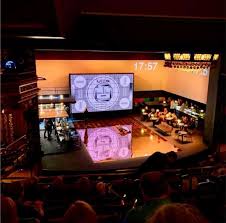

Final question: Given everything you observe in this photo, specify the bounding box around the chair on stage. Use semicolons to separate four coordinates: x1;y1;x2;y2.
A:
176;129;192;143
184;129;193;142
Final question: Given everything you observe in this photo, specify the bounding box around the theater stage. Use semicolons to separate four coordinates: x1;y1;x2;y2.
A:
41;115;208;174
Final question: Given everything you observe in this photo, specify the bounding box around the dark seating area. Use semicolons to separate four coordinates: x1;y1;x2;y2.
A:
1;164;226;223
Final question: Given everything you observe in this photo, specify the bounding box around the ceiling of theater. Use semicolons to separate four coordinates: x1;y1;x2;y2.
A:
2;0;226;51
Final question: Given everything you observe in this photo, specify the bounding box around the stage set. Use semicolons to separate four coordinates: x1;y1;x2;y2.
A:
38;71;209;173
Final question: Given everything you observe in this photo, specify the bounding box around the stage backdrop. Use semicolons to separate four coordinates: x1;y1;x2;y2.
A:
36;60;209;104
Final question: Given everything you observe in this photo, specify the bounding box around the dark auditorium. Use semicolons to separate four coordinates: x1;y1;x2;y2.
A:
1;0;226;223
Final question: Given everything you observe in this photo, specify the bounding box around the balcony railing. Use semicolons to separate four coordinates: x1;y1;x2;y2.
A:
39;87;69;95
1;135;27;168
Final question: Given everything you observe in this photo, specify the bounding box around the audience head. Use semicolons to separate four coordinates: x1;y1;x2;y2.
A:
77;177;92;195
64;200;97;223
146;152;168;170
96;181;107;196
52;176;64;186
140;171;168;200
147;203;208;223
23;176;41;201
1;195;19;223
2;181;24;201
166;151;177;164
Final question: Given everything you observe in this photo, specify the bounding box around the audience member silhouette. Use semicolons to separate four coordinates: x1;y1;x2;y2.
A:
1;195;19;223
147;203;209;223
64;200;97;223
138;151;178;173
124;171;170;223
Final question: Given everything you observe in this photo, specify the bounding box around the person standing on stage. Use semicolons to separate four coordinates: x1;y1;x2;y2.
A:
46;119;54;139
43;119;48;138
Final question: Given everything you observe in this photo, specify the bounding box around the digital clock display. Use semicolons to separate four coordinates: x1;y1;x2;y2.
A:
134;62;158;71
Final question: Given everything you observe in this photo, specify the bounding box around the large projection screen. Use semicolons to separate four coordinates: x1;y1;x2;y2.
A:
70;73;134;113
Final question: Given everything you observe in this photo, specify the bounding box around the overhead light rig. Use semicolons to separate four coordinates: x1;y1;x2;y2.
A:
164;53;219;69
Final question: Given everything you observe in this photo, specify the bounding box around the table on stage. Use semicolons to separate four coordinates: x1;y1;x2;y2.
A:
39;108;68;119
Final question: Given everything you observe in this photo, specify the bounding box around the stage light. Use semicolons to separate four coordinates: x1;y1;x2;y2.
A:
39;96;43;99
164;53;171;60
213;54;219;61
141;109;145;113
19;36;65;40
173;53;190;60
37;77;46;81
149;135;154;141
145;106;148;110
60;95;64;99
194;54;202;61
50;95;53;100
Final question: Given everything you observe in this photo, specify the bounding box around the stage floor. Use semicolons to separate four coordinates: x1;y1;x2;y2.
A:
41;115;208;173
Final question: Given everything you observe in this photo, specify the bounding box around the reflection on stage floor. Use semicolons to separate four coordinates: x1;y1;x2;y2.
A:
77;125;177;163
41;116;207;173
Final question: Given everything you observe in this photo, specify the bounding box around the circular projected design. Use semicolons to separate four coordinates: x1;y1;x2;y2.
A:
120;75;131;87
120;75;130;87
73;76;87;88
86;76;119;111
74;100;87;112
119;98;130;109
118;147;129;158
87;128;120;161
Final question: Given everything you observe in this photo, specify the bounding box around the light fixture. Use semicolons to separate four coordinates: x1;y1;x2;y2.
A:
164;52;219;69
50;95;53;100
164;53;171;60
213;54;219;61
18;36;65;40
60;95;64;99
39;96;43;99
37;77;46;81
173;53;191;61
